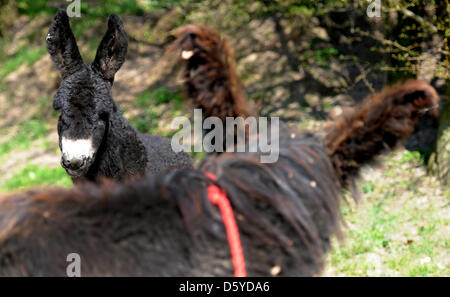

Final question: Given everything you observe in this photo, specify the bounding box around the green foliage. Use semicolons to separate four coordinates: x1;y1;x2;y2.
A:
1;164;72;190
13;0;193;18
227;0;349;19
15;0;146;17
80;0;145;18
312;47;340;67
314;48;339;60
16;0;54;17
371;0;448;80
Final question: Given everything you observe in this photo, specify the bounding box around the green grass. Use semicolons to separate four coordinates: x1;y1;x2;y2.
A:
328;201;447;276
322;102;335;110
0;45;46;79
361;181;375;193
400;150;424;164
0;117;50;155
1;164;72;191
130;87;185;136
326;151;449;276
136;86;184;106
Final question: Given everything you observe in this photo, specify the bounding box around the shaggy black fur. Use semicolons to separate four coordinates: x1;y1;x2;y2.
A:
47;10;192;182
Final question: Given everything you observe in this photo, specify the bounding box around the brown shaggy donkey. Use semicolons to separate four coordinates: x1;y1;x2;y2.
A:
169;25;256;151
0;25;439;276
169;25;254;121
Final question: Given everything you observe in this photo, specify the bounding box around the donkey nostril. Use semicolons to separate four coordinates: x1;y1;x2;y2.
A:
62;156;85;170
71;158;84;169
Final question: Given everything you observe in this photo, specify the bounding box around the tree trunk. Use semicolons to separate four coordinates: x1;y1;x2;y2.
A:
0;0;16;37
411;1;449;186
428;89;450;186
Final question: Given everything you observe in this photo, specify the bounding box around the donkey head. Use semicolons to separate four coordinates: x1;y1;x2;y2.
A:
169;25;222;80
47;9;127;178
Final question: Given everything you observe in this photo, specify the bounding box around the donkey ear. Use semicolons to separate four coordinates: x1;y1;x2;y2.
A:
92;14;128;83
46;9;84;79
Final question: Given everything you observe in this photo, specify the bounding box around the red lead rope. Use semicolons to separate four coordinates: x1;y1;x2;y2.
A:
205;172;247;277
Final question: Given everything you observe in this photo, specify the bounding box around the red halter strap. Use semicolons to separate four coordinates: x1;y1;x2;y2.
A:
205;172;247;277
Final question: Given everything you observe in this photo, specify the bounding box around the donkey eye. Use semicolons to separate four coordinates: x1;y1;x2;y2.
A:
99;112;109;121
60;117;68;127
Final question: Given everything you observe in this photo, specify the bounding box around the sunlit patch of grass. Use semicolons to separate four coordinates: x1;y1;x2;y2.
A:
1;164;72;191
400;150;424;164
326;151;449;276
361;181;375;193
408;264;433;277
322;102;334;110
